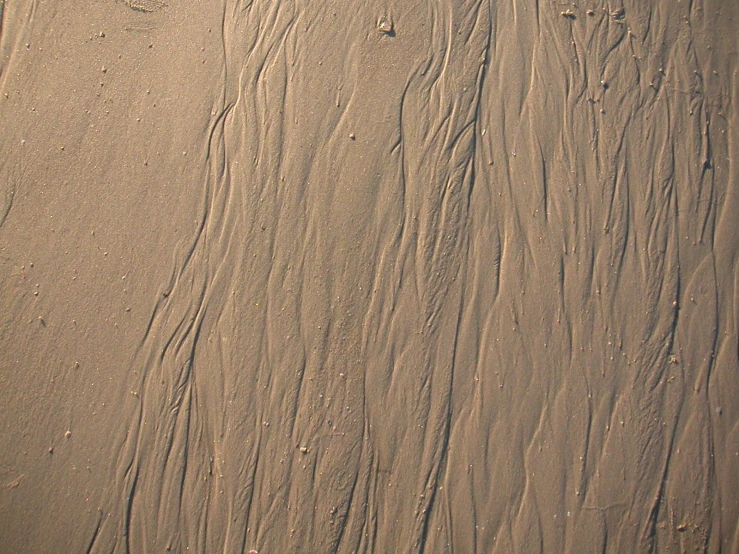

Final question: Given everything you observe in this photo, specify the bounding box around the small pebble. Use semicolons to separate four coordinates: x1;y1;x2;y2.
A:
378;16;393;34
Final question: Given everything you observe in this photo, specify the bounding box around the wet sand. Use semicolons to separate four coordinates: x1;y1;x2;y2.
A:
1;1;737;552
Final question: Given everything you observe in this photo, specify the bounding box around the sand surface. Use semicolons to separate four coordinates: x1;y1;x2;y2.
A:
1;1;737;552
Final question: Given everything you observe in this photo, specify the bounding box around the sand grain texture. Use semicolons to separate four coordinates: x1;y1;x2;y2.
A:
0;0;737;552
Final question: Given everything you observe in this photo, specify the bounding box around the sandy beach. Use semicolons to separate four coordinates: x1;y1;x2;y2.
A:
1;1;737;552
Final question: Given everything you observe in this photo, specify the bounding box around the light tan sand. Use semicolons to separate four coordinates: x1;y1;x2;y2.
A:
1;1;737;552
